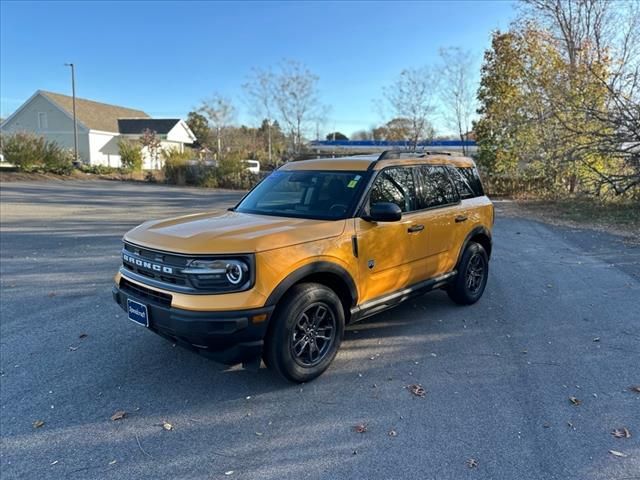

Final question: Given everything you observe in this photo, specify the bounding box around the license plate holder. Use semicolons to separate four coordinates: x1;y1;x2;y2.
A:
127;298;149;327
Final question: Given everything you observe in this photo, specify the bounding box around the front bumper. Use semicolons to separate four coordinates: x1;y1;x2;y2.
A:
112;280;274;365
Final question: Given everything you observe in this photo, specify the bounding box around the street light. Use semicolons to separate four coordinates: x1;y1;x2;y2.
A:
64;63;78;164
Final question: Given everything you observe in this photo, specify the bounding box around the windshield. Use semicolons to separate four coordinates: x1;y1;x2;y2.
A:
235;170;366;220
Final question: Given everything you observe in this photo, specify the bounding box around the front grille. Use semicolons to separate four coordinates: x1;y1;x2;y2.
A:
123;243;188;286
120;278;172;307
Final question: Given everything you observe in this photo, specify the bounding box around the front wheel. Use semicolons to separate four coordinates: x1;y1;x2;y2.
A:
447;242;489;305
264;283;344;382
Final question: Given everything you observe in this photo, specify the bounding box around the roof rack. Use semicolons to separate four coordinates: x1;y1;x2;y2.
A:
376;150;453;161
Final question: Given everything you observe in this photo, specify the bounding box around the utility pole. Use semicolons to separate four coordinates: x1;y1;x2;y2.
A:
64;63;79;164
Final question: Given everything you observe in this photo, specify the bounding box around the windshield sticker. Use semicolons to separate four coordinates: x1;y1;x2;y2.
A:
347;175;361;188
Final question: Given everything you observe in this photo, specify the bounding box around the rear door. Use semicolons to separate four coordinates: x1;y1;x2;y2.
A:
412;165;463;278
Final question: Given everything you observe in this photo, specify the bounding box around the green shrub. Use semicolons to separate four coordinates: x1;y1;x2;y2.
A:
78;164;121;175
162;148;192;185
118;139;143;171
161;153;259;190
1;132;73;175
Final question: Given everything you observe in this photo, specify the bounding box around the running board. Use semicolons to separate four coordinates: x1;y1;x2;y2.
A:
349;271;457;323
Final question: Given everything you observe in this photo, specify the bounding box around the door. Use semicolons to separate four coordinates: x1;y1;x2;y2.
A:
412;165;463;278
355;166;426;303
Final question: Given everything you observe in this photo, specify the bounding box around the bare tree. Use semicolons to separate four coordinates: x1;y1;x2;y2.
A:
439;47;476;155
381;67;439;150
272;60;322;155
243;68;275;163
522;0;640;195
198;94;235;159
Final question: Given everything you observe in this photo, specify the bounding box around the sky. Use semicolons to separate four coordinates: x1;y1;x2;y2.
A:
0;0;517;137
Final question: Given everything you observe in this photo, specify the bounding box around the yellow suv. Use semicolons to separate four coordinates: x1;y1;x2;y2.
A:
113;151;493;382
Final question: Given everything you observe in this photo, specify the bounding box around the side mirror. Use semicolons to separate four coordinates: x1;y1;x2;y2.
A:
364;202;402;222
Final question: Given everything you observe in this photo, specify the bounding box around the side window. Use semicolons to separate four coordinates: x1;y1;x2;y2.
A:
457;167;484;197
369;167;417;212
416;165;459;209
447;166;475;199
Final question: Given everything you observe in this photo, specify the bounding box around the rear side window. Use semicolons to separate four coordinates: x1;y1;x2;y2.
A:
456;166;484;197
416;165;459;209
369;167;417;212
447;166;475;199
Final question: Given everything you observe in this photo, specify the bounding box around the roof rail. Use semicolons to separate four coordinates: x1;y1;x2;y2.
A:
377;150;453;161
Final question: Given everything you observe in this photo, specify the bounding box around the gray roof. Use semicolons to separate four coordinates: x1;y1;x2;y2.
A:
117;118;181;135
40;90;149;132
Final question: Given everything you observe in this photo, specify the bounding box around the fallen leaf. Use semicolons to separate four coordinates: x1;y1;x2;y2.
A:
466;458;479;468
612;427;631;439
609;450;628;458
110;410;126;421
569;396;581;406
33;420;44;428
629;385;640;394
79;333;88;339
224;471;234;476
388;429;397;437
353;423;367;433
408;384;426;397
162;421;173;431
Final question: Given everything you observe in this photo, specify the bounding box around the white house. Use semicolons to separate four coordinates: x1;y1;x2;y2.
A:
0;90;196;168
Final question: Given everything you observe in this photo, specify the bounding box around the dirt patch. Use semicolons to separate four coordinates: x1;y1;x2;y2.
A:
495;198;640;244
0;170;159;184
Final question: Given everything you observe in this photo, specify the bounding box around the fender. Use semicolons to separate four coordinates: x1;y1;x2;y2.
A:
264;261;358;308
456;225;492;267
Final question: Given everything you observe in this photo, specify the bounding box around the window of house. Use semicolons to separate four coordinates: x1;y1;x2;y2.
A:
37;112;48;130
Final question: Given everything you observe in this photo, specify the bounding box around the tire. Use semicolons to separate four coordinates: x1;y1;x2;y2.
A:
447;242;489;305
264;283;345;383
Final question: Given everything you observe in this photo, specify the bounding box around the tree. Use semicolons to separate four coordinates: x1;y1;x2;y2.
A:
186;111;212;148
118;138;143;172
351;129;373;141
272;60;322;155
381;67;439;149
243;68;275;163
520;0;640;195
325;132;348;141
439;47;477;155
139;129;162;170
198;94;235;159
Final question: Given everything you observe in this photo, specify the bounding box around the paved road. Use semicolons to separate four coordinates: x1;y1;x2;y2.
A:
1;180;639;480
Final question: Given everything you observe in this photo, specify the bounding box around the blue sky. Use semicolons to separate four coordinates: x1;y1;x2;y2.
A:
1;0;516;136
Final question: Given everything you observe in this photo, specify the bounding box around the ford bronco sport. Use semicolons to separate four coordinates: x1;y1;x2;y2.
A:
113;151;493;382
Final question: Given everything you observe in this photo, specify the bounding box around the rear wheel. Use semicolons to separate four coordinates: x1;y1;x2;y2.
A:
447;242;489;305
264;283;344;382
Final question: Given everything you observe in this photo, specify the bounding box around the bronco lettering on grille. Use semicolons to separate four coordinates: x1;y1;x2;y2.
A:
123;253;173;274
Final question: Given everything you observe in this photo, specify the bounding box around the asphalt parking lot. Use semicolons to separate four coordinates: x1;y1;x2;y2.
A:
1;180;639;480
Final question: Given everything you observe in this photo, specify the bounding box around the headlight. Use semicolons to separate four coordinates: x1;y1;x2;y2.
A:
182;258;252;292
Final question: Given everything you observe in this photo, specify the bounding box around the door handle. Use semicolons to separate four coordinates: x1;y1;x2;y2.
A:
407;224;424;233
455;215;468;223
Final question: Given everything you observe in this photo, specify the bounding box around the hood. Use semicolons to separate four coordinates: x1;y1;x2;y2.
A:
124;210;346;254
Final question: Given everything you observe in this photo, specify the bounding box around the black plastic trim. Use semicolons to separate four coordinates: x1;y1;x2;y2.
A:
350;271;457;323
456;226;493;265
265;261;358;308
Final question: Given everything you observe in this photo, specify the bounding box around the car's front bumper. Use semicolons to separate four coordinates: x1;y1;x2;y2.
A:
112;280;274;365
